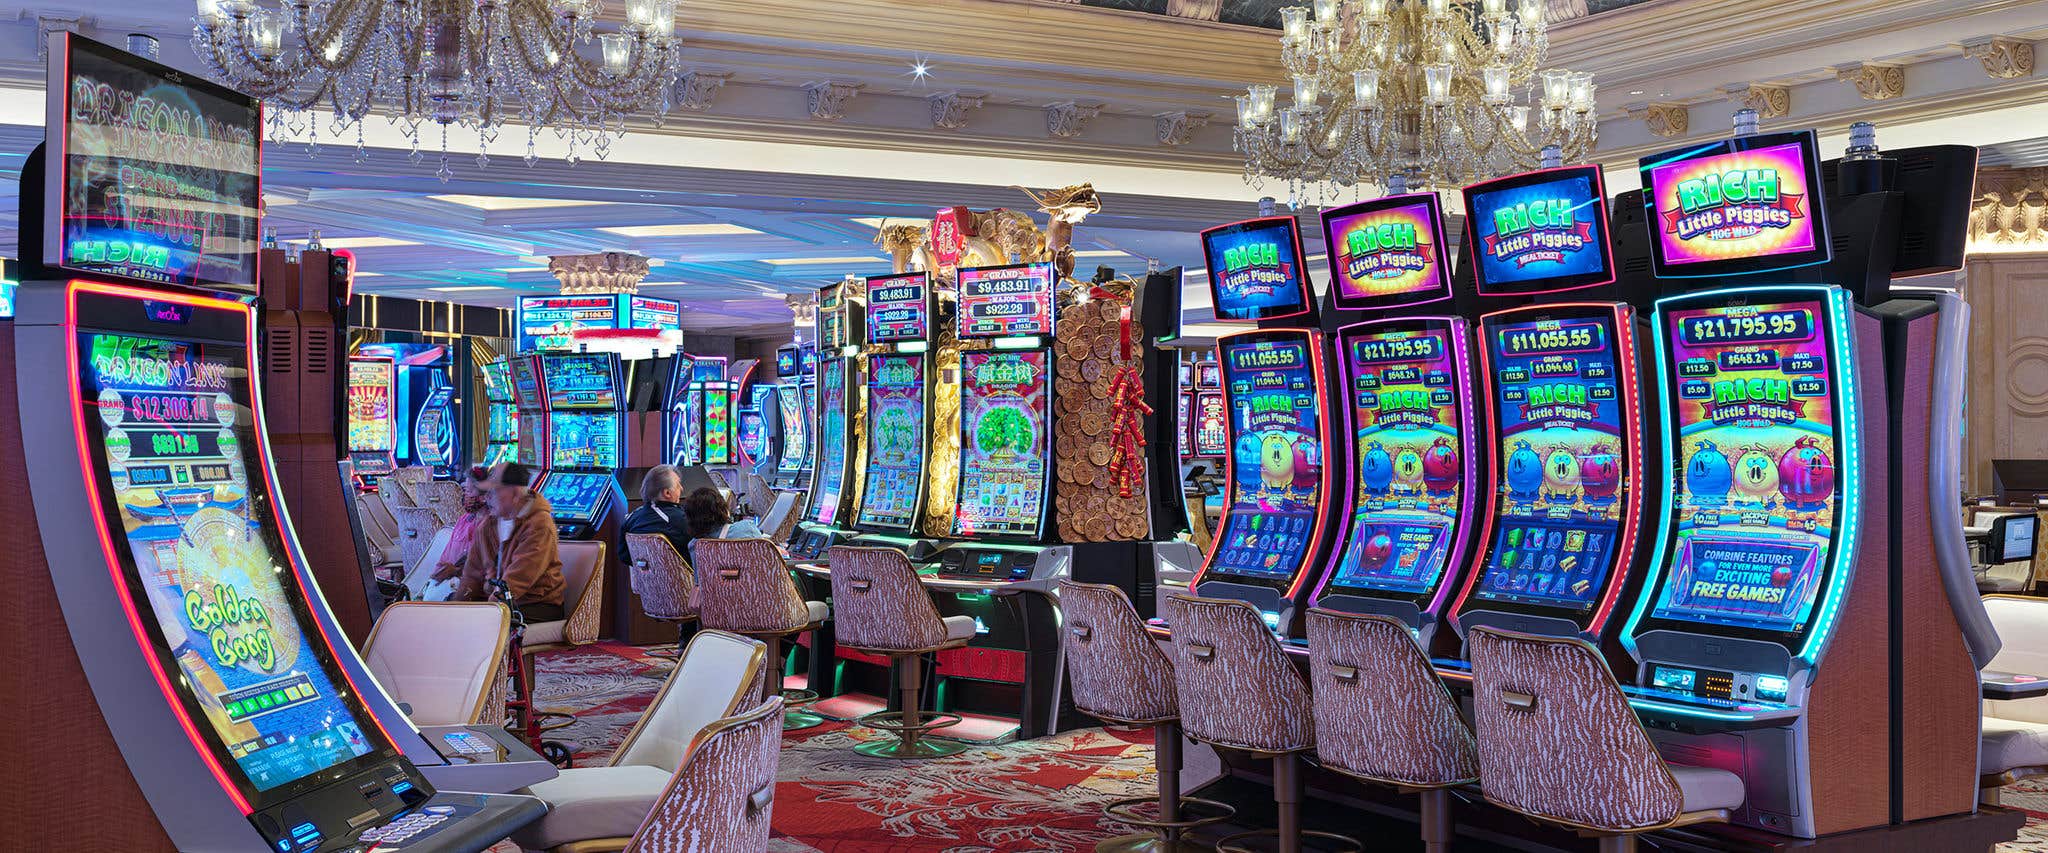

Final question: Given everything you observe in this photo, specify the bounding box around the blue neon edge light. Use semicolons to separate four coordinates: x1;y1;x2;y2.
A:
1619;284;1862;672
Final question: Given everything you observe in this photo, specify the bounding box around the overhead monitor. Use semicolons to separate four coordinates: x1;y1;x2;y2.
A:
1321;194;1453;311
1462;165;1617;295
952;349;1053;539
866;272;932;345
1639;130;1831;278
774;345;800;378
957;263;1056;339
1201;217;1313;322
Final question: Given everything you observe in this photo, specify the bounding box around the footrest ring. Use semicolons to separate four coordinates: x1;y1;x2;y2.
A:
779;688;821;708
1102;795;1235;831
856;710;963;735
1216;829;1361;853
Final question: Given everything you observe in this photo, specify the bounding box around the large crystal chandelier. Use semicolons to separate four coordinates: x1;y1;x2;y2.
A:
191;0;685;180
1234;0;1598;202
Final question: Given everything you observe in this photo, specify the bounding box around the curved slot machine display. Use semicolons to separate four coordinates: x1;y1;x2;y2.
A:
851;272;938;549
662;352;697;465
344;354;397;482
790;280;863;558
479;359;520;467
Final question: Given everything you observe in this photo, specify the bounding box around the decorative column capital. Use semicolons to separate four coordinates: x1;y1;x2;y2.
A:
928;91;986;130
803;81;863;121
1721;83;1790;118
1834;62;1905;100
548;252;652;295
1046;101;1104;139
1960;36;2036;80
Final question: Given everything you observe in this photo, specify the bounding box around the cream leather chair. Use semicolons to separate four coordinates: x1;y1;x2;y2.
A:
512;630;768;853
362;601;510;727
1981;595;2048;799
523;540;608;651
758;492;799;546
357;493;405;567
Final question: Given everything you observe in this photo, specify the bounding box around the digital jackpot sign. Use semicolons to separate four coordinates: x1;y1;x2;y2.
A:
1649;298;1844;635
1640;131;1830;277
957;263;1056;339
1473;313;1631;611
1201;217;1313;321
866;272;931;344
540;354;619;410
1330;322;1467;595
516;295;680;353
54;35;261;290
1209;333;1325;579
858;354;928;529
953;350;1052;538
1462;165;1616;295
1321;195;1452;311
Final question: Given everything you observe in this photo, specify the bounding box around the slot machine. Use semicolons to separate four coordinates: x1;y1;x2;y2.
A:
790;282;863;557
479;359;520;466
736;384;773;474
507;354;546;468
663;351;698;465
1297;192;1486;653
345;354;398;484
5;32;545;851
847;272;942;554
532;352;628;541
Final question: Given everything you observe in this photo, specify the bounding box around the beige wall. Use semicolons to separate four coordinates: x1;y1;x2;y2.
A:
1965;253;2048;493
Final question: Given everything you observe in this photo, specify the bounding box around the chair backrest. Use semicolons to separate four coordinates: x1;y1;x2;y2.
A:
1986;595;2048;723
623;696;785;853
759;492;799;542
401;527;456;598
1306;608;1477;788
828;546;948;652
391;506;445;574
557;541;608;645
359;493;401;540
1160;594;1313;753
1059;580;1177;725
693;538;811;634
361;601;510;727
627;533;700;622
419;480;467;527
613;630;765;770
387;466;430;506
1466;626;1683;832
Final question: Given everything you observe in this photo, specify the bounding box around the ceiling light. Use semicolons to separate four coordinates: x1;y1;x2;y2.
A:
1072;250;1129;257
427;285;498;292
351;271;383;277
759;256;888;266
911;61;931;80
431;194;605;211
262;192;299;207
597;223;763;238
290;236;420;249
495;266;551;272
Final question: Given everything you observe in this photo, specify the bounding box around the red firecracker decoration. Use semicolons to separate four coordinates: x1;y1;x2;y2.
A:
1106;301;1151;499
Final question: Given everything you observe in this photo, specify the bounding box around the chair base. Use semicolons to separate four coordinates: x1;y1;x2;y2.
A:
781;687;825;731
853;736;970;760
1214;829;1361;853
1098;794;1234;853
1093;833;1212;853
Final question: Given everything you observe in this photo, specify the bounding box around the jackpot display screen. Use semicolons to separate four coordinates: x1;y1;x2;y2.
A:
508;357;542;409
79;329;392;797
540;472;612;521
808;361;850;524
55;36;261;290
1201;217;1313;321
1210;333;1325;580
541;354;618;410
1330;322;1467;595
480;361;513;403
1321;195;1452;311
958;264;1055;339
867;272;931;344
776;384;808;477
1640;131;1830;277
702;384;734;465
1649;299;1845;635
1463;166;1615;295
953;350;1052;538
1474;313;1631;611
345;358;394;453
517;295;619;353
1195;391;1228;457
858;354;928;529
549;411;619;470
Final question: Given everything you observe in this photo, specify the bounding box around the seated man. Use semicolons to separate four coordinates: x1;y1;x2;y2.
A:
457;462;567;624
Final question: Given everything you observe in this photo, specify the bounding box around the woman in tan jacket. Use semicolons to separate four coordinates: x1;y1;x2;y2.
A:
456;462;567;623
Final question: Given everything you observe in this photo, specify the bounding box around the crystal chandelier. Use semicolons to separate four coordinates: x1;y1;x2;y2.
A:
1234;0;1598;202
191;0;685;181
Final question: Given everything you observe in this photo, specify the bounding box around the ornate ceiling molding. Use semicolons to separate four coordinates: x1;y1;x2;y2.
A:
1155;111;1210;147
928;91;985;130
1836;62;1907;100
1972;166;2048;253
1724;83;1791;118
803;81;862;121
1046;101;1103;139
1628;102;1690;138
676;71;730;112
1962;36;2037;80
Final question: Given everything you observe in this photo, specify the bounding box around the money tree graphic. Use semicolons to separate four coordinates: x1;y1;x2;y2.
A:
975;404;1035;460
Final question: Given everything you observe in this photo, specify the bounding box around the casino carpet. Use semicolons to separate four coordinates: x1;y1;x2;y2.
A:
519;642;2048;852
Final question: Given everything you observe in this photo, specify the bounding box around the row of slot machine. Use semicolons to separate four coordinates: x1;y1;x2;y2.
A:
1174;121;1997;839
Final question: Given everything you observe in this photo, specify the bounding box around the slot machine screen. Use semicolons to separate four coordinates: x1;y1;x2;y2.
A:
542;353;619;410
1195;391;1228;457
507;357;541;410
808;361;850;524
737;408;767;463
1473;312;1631;612
1208;332;1326;580
701;384;734;465
346;357;394;454
957;263;1056;339
79;327;397;800
799;382;818;469
479;361;513;402
866;272;931;345
800;346;818;376
776;385;808;477
1321;195;1453;311
775;345;800;378
1462;165;1616;295
818;283;847;349
1178;388;1193;458
1329;320;1469;597
1647;297;1846;636
1201;217;1313;321
540;471;612;521
953;350;1052;538
550;411;619;470
1196;362;1221;389
858;354;929;529
1639;130;1831;278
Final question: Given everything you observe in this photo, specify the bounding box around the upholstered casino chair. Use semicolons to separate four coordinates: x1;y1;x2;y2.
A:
760;491;802;545
618;695;785;853
1305;609;1478;853
693;537;830;731
828;546;977;759
1980;595;2048;801
356;492;405;569
513;630;768;853
625;533;700;662
362;601;510;727
1060;580;1233;852
391;506;446;580
523;540;609;653
1465;627;1744;853
419;479;468;527
1161;594;1359;853
392;527;455;601
386;465;431;507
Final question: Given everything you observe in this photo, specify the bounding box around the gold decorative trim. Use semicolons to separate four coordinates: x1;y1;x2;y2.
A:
1166;0;1222;20
1629;102;1689;138
1969;167;2048;252
1835;62;1905;100
1961;37;2036;80
1725;83;1790;118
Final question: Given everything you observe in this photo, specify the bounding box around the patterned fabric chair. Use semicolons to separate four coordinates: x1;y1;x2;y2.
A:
620;696;786;853
828;546;977;759
1979;595;2048;801
1466;627;1744;852
418;479;467;527
1306;608;1478;852
386;465;430;507
514;630;768;853
362;601;510;727
625;533;700;660
1060;580;1233;851
391;506;446;580
693;537;830;729
1161;594;1357;853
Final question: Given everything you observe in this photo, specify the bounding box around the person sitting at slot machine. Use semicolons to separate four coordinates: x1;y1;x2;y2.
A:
684;487;764;557
425;466;494;598
622;464;694;564
455;462;567;623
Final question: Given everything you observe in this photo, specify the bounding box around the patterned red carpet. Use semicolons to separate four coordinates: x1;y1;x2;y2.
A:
528;642;2044;852
528;642;1156;852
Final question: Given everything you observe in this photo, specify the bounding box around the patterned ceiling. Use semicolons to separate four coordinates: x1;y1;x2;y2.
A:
1069;0;1658;27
